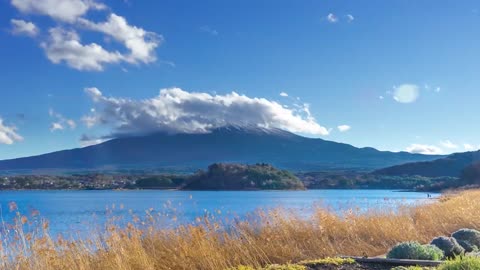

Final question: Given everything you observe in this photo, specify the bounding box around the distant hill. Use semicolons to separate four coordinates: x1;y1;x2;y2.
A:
0;126;441;173
461;161;480;185
375;150;480;177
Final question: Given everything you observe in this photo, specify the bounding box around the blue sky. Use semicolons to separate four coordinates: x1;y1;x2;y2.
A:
0;0;479;160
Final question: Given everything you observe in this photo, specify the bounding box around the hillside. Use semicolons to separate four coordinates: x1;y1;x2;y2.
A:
183;163;304;190
461;161;480;185
0;126;441;173
375;150;480;177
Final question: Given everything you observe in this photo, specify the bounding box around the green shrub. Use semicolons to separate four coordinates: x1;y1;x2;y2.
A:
459;242;479;253
431;236;465;258
452;229;480;252
387;241;444;260
438;256;480;270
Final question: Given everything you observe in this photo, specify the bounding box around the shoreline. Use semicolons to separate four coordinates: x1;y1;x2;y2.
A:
0;187;442;192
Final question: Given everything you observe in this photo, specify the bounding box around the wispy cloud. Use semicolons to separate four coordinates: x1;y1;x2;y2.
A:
325;13;355;23
464;143;480;151
280;92;289;97
50;122;64;132
345;14;354;22
49;109;76;132
326;13;338;23
79;134;109;147
10;19;39;37
199;25;219;36
159;60;176;68
337;125;351;132
405;140;476;155
424;83;442;93
440;140;458;149
406;143;443;155
0;118;23;145
393;84;420;103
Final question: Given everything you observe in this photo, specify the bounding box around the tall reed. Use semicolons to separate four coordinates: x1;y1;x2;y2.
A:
1;190;479;270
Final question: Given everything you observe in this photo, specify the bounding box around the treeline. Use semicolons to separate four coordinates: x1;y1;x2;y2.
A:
0;174;141;190
0;163;304;191
3;162;479;191
297;171;459;191
132;163;305;190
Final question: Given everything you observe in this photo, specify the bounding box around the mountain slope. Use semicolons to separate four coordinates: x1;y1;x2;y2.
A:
375;150;480;177
0;126;441;172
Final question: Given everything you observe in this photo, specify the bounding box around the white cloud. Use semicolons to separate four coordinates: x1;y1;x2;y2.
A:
0;118;23;145
199;25;218;36
85;87;103;101
81;114;99;128
49;108;76;132
280;92;288;97
10;19;39;37
79;134;108;147
50;122;64;131
11;0;105;22
337;125;351;132
406;144;443;155
159;60;176;68
78;14;161;64
10;2;161;71
82;87;330;137
66;119;77;129
326;13;338;23
440;140;458;149
463;144;480;151
41;27;124;71
346;14;354;22
423;83;442;93
379;95;384;100
393;84;420;103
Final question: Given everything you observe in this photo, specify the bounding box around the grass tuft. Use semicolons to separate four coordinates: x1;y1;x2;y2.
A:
438;256;480;270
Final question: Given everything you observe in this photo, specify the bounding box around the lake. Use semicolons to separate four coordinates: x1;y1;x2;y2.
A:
0;189;438;236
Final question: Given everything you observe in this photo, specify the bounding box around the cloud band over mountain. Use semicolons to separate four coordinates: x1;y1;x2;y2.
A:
82;87;330;138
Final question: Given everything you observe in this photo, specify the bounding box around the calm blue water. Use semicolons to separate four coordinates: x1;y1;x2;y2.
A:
0;190;438;236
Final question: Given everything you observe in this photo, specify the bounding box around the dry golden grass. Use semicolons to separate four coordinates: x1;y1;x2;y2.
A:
1;189;479;270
